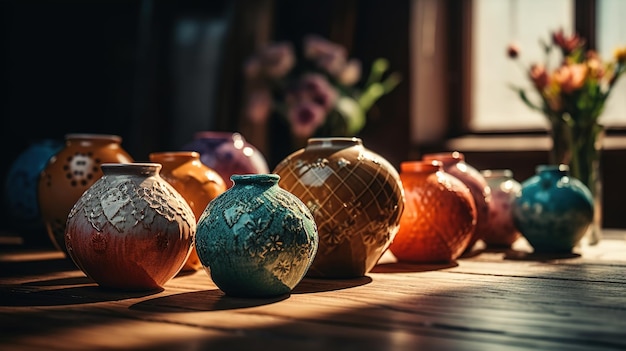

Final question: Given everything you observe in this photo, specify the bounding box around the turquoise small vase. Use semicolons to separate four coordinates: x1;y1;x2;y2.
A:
195;174;318;297
512;165;594;253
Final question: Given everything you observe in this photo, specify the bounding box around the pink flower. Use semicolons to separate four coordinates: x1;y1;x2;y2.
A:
287;73;338;112
338;59;362;86
303;35;348;76
257;42;295;79
287;101;326;138
552;28;584;55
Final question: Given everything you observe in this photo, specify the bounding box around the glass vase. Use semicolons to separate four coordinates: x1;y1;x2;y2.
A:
549;120;604;245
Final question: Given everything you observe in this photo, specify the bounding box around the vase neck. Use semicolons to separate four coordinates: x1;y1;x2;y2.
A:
231;174;279;187
401;160;441;174
422;151;464;166
65;134;122;147
149;152;200;168
101;163;161;177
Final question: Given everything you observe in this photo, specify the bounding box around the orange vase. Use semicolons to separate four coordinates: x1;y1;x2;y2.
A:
149;151;226;271
390;161;477;263
422;152;491;252
38;134;134;253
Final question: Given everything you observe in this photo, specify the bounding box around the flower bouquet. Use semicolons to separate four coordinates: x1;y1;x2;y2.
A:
242;35;400;154
508;29;626;244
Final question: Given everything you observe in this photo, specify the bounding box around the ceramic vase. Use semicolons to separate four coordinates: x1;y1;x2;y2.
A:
389;161;476;263
38;134;134;253
149;151;226;271
4;139;63;244
273;137;405;278
512;164;594;253
480;169;522;248
422;152;491;252
195;174;318;297
180;131;269;188
65;163;196;290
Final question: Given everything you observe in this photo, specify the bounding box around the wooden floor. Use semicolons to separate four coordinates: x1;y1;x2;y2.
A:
1;230;625;351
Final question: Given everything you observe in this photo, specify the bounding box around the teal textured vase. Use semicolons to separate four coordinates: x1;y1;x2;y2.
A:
512;165;594;253
195;174;318;297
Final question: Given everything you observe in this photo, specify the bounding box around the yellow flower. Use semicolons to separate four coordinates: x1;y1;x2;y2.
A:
614;46;626;63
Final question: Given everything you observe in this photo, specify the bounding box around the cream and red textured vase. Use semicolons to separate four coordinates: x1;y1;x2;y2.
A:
480;169;522;248
149;151;226;271
273;137;405;278
65;163;196;291
422;152;491;252
38;134;134;253
389;161;476;263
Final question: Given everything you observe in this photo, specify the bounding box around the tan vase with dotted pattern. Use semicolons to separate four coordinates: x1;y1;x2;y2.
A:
38;134;134;253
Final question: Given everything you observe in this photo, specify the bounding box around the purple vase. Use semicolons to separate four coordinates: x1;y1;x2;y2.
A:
181;132;269;187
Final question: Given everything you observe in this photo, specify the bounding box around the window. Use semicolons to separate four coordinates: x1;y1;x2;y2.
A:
470;0;626;132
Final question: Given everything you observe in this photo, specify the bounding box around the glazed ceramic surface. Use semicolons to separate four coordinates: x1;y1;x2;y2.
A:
390;161;476;263
38;134;134;253
181;131;269;187
196;174;318;297
480;169;522;247
512;165;594;253
4;139;63;242
422;152;491;251
65;163;195;290
149;151;226;271
273;137;405;278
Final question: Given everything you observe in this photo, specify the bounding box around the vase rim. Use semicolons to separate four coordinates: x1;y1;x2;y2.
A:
101;163;161;175
231;173;279;184
536;164;569;174
65;133;122;143
193;131;243;140
149;151;200;162
306;137;363;149
422;151;464;164
480;169;513;178
400;160;441;173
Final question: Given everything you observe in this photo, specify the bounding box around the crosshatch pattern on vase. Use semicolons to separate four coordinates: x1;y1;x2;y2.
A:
195;174;318;297
274;137;405;278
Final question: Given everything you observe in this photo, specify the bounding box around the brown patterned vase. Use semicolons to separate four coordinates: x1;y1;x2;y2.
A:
65;163;196;290
389;161;476;263
149;151;226;271
38;134;134;253
273;137;405;278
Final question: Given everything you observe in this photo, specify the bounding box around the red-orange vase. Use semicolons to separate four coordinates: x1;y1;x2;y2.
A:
390;161;477;263
422;152;491;252
38;134;134;253
149;151;226;271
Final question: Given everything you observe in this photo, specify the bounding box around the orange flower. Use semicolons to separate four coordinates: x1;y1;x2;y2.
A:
552;63;588;93
529;64;549;89
585;50;606;80
614;46;626;63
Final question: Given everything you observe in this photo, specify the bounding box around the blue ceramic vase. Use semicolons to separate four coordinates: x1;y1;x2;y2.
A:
4;139;63;242
195;174;318;297
512;165;594;253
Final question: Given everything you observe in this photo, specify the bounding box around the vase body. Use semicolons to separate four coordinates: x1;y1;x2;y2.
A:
422;152;491;252
480;169;522;248
181;131;269;188
550;121;603;245
4;139;63;244
149;151;227;272
38;134;134;253
273;137;405;278
389;161;476;263
65;163;196;290
512;165;594;253
195;174;318;297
